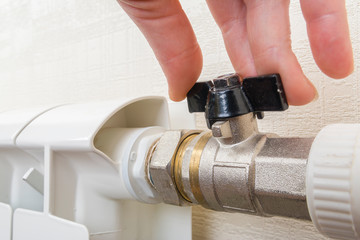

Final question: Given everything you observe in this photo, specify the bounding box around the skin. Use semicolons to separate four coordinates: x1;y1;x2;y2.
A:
117;0;353;105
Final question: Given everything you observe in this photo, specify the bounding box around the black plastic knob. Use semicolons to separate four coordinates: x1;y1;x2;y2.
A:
187;73;288;128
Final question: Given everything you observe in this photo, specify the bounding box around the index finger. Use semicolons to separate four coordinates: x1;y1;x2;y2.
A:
117;0;203;101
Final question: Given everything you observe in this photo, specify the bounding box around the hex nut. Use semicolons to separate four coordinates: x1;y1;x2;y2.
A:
149;130;184;205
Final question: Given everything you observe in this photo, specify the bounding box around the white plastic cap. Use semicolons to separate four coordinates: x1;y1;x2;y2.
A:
307;124;360;240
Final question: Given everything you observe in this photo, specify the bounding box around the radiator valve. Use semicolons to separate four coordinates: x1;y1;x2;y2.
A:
148;74;360;239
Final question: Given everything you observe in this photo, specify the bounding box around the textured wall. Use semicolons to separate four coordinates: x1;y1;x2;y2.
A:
0;0;359;239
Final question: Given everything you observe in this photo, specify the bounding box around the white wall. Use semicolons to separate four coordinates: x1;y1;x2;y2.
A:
0;0;359;239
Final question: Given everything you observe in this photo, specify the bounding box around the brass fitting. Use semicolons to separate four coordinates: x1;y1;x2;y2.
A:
173;131;212;204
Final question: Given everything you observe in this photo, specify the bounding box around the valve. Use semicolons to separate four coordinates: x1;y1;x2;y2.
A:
148;73;360;240
149;73;310;219
187;73;289;129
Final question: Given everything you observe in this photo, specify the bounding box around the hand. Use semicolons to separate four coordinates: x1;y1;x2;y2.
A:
117;0;353;105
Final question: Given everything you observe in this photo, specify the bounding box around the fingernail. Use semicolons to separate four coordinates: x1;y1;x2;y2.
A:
168;88;185;102
306;78;319;103
312;88;319;102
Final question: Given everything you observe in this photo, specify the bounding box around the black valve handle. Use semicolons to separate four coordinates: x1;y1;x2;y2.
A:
187;73;288;128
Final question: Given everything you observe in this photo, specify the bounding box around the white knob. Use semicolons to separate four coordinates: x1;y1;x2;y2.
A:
307;124;360;240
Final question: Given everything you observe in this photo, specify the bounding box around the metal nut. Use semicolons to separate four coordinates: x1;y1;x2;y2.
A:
148;130;185;205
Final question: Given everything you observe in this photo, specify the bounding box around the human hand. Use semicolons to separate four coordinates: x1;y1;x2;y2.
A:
117;0;353;105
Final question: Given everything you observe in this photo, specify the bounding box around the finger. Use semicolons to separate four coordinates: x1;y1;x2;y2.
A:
117;0;202;101
300;0;353;79
206;0;257;77
244;0;317;105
